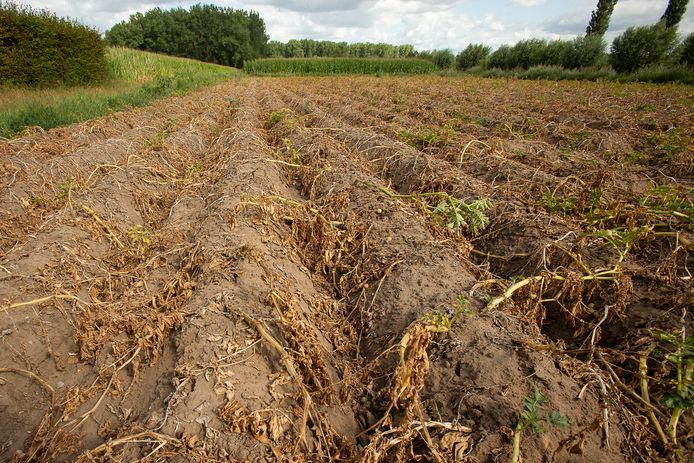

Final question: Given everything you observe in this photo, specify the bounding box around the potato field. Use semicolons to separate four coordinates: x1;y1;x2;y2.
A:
0;76;691;463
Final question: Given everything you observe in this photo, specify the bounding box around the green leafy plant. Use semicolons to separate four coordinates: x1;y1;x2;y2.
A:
592;226;651;262
378;186;492;236
429;196;491;235
184;161;204;177
127;224;151;256
282;138;302;165
512;390;569;463
422;294;474;332
54;177;75;203
397;124;455;150
266;111;285;128
541;192;576;215
638;182;693;222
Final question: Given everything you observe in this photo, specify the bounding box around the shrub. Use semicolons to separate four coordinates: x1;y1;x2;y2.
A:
0;1;106;87
431;49;455;69
561;35;606;69
456;44;491;70
510;39;549;69
488;45;514;70
542;40;571;67
679;33;694;67
488;39;562;70
610;23;678;73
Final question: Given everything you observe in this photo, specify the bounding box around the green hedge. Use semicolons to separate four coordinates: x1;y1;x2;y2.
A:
0;2;106;87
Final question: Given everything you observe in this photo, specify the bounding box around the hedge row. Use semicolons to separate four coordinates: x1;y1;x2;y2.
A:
0;2;106;87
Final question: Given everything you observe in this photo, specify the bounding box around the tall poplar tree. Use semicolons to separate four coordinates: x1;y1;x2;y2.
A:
586;0;619;36
660;0;689;29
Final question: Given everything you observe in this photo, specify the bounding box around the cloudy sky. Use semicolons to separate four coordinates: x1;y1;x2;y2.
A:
23;0;694;51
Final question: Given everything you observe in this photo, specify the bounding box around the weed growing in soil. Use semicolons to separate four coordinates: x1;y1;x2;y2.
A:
267;110;285;128
397;124;455;150
512;390;569;463
54;177;76;204
422;294;473;332
592;226;651;263
638;183;693;223
541;191;577;215
430;196;491;234
378;186;492;236
282;138;303;165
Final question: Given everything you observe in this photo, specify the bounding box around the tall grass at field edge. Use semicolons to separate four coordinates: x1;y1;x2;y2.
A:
459;64;694;85
0;48;235;139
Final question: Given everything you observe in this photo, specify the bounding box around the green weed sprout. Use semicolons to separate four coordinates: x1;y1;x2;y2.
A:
512;390;568;463
282;138;303;165
429;196;492;235
128;224;151;256
638;183;693;223
422;294;473;332
541;192;576;215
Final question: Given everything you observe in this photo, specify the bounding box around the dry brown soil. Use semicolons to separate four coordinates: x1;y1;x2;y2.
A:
0;76;692;463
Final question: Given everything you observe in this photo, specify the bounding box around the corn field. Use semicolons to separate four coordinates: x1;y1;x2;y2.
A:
243;57;436;75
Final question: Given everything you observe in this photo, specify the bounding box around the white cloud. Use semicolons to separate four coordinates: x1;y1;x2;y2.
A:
510;0;546;6
17;0;694;51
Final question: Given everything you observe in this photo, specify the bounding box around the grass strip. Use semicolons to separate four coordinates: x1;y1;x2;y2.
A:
0;48;235;138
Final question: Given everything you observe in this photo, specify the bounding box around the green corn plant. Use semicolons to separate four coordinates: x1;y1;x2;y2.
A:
512;390;569;463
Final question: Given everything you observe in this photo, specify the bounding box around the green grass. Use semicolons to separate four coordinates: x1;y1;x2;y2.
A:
244;57;436;75
0;47;235;138
462;64;694;85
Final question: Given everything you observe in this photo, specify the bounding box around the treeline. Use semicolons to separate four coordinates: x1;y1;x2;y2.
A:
0;1;106;87
453;0;693;74
264;39;416;59
105;4;268;68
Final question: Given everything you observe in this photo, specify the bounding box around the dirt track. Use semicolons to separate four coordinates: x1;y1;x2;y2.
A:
0;77;692;462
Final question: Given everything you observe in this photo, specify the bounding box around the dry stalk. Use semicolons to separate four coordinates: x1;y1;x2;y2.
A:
80;203;125;248
638;345;668;446
0;368;55;402
1;293;87;313
74;431;180;463
237;309;312;450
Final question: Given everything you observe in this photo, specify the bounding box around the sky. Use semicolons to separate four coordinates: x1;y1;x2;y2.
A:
21;0;694;51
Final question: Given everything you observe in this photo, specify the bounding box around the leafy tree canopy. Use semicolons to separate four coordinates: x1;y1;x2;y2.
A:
105;3;268;68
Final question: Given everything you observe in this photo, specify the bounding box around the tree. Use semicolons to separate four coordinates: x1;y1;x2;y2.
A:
679;32;694;66
431;49;454;69
586;0;619;36
610;23;677;73
561;35;606;69
105;4;268;67
660;0;689;29
456;44;491;70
